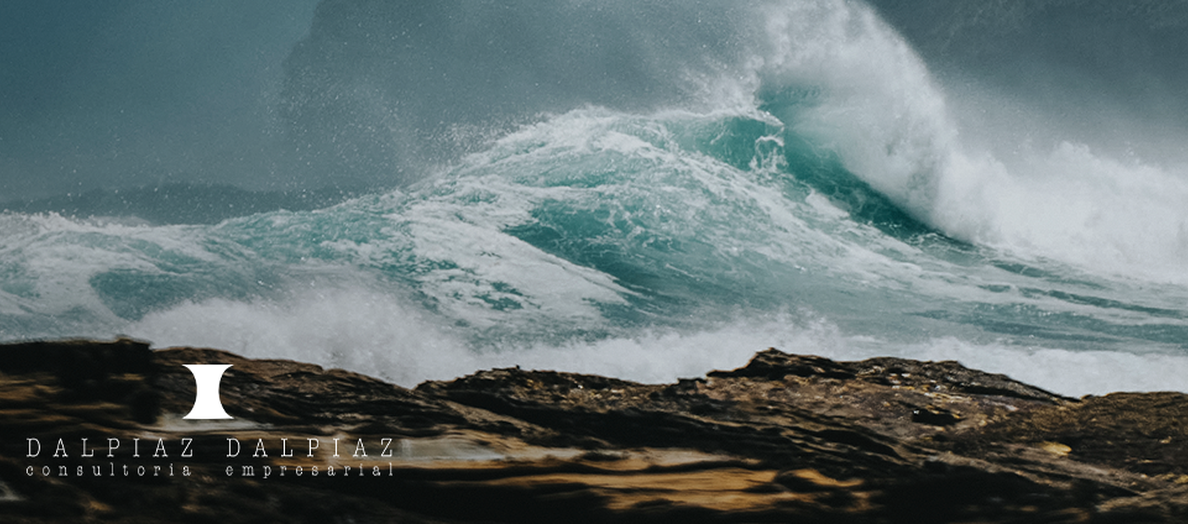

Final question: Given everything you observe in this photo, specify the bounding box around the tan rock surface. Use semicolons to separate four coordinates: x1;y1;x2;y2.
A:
2;339;1188;522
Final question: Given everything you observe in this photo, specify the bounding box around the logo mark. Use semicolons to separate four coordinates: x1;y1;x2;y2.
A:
183;364;233;419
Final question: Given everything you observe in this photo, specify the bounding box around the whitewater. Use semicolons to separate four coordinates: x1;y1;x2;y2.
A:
3;0;1188;396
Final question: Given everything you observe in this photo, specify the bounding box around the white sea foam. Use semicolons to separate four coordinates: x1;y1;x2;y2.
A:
871;338;1188;397
129;286;479;386
933;143;1188;285
502;319;1188;397
0;212;219;328
129;290;819;388
130;291;1188;396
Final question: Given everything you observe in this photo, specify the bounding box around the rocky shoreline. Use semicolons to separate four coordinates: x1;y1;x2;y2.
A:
2;338;1187;523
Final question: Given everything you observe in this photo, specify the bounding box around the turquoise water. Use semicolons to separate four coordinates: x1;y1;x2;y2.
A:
5;108;1188;393
4;1;1188;394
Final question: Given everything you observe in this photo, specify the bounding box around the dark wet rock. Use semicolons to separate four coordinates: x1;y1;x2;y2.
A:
3;340;1188;522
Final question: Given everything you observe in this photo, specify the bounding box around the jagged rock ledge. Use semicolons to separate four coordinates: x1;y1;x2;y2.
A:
2;338;1188;523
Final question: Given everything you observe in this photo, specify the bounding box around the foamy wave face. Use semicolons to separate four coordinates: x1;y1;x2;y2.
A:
753;0;955;220
710;1;1188;284
933;143;1188;284
7;108;1186;375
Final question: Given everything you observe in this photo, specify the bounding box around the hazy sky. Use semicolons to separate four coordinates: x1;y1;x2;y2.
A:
0;0;320;199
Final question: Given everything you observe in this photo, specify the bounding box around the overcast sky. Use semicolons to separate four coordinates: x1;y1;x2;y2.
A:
0;0;320;199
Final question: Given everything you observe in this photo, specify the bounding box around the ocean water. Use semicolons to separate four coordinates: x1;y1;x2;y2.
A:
3;0;1188;395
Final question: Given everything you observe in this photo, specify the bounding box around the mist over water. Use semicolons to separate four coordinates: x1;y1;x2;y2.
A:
870;1;1188;160
0;0;320;199
4;1;1188;395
